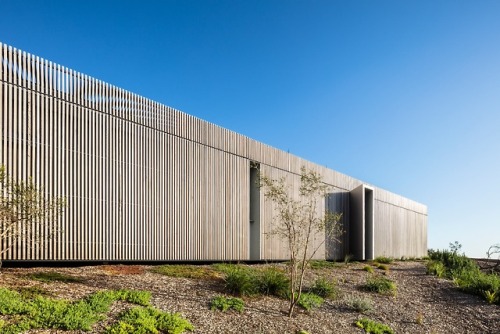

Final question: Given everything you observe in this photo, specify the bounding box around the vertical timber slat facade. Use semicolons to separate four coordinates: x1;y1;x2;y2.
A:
0;43;427;262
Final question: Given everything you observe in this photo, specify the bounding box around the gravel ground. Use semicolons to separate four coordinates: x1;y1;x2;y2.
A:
1;261;499;333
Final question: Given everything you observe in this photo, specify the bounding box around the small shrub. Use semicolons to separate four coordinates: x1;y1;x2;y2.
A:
210;296;244;313
355;318;394;334
224;266;258;296
257;267;289;297
309;278;338;299
363;266;374;273
26;272;83;283
364;276;397;295
374;256;393;264
297;292;324;311
345;296;374;313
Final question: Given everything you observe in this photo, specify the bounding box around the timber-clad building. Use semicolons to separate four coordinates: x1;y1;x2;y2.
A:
0;43;427;263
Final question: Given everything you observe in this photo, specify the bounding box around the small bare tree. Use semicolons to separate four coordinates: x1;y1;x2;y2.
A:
259;166;343;317
0;165;65;268
480;244;500;274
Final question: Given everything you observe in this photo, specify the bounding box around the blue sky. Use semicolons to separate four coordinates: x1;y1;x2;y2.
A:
1;1;499;258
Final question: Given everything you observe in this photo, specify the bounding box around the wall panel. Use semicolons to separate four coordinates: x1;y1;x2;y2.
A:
0;42;427;262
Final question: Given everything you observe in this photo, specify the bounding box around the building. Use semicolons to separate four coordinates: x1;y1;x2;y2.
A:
0;43;427;263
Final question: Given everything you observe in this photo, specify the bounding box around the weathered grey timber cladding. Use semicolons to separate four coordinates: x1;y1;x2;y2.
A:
0;43;427;262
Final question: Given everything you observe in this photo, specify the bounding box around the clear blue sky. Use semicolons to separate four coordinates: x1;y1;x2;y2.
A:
1;1;499;258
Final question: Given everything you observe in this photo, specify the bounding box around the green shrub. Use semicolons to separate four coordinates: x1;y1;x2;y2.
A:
224;266;259;296
210;296;244;313
427;249;477;278
364;277;397;295
309;278;338;299
26;272;83;283
355;318;394;334
257;267;289;297
374;256;393;264
363;266;374;273
107;306;194;334
297;292;324;311
427;249;500;304
345;296;374;313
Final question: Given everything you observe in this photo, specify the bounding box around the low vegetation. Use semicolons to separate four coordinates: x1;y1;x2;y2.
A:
308;278;338;299
210;296;244;313
296;292;324;311
374;256;394;264
355;318;394;334
364;276;397;295
345;295;374;314
106;306;193;334
26;271;84;283
0;287;193;334
150;264;221;280
427;247;500;305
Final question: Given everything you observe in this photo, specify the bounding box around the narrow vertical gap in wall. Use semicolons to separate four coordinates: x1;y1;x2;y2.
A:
364;187;374;260
249;161;260;260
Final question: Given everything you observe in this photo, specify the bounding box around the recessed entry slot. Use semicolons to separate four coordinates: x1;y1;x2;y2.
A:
249;161;261;260
349;184;374;260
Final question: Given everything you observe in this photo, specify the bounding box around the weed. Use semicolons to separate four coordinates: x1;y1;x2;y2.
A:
210;296;244;313
257;267;289;297
26;272;83;283
345;296;374;313
363;265;374;273
482;290;498;304
416;312;424;325
309;278;338;299
364;276;397;295
151;265;220;280
374;256;393;264
297;331;310;334
344;254;353;264
355;318;394;334
297;292;324;311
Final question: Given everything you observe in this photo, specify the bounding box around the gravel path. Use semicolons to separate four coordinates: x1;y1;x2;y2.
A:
1;261;499;333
